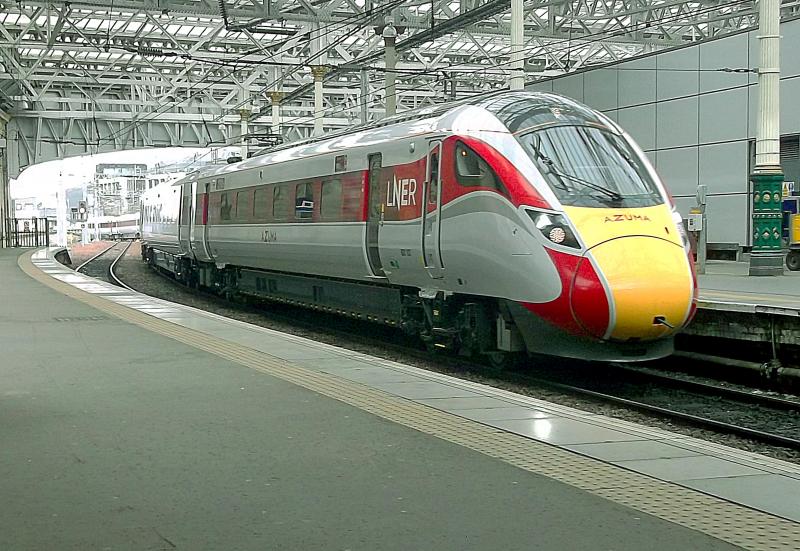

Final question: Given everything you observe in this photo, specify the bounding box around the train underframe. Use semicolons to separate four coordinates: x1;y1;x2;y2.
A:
142;246;527;366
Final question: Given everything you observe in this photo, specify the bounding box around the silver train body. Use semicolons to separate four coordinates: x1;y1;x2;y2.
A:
141;91;696;363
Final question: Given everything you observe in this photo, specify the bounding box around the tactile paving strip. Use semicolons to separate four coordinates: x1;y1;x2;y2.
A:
21;251;800;550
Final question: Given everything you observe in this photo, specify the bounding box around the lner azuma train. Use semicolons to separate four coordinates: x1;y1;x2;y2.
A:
140;91;697;364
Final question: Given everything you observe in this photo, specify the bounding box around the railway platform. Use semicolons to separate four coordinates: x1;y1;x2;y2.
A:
2;247;800;550
698;260;800;314
690;260;800;356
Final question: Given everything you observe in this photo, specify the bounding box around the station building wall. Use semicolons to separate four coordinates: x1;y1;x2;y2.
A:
527;17;800;247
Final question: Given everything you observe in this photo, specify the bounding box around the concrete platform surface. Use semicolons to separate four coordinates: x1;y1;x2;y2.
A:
699;260;800;313
1;247;799;550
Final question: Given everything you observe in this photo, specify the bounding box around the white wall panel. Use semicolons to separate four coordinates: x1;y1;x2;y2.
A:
527;80;554;93
617;104;656;150
748;83;757;137
699;87;748;144
618;57;656;108
552;73;584;101
780;78;800;135
705;194;749;244
656;146;699;197
699;32;749;93
584;69;618;111
698;141;749;194
780;27;800;78
657;96;699;149
656;47;699;101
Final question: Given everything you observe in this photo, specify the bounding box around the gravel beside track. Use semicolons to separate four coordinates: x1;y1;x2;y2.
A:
84;241;800;464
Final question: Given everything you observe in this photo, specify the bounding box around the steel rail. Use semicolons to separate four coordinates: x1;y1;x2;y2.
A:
74;242;118;273
108;241;134;290
612;363;800;412
520;374;800;451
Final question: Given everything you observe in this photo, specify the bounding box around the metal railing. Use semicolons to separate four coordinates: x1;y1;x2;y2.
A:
3;218;50;248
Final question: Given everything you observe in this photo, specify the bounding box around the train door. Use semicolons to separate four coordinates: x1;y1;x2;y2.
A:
202;180;214;259
422;140;444;279
191;180;212;260
178;181;192;255
365;153;386;277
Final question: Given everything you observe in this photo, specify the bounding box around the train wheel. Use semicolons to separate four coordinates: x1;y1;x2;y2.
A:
485;351;519;370
787;251;800;271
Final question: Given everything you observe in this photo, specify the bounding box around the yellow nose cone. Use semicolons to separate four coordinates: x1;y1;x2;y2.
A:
589;236;694;341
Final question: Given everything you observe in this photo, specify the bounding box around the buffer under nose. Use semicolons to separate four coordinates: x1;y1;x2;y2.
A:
572;236;694;341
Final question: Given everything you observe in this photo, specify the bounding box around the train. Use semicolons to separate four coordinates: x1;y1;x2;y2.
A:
140;91;697;364
69;213;141;241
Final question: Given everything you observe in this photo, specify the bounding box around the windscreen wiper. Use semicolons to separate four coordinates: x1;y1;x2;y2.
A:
537;156;623;202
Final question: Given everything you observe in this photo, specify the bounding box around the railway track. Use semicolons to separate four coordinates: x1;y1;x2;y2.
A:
113;256;800;453
75;241;132;287
519;364;800;451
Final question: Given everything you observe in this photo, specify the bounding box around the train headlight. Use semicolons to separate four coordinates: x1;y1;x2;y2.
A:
527;210;580;249
672;208;691;252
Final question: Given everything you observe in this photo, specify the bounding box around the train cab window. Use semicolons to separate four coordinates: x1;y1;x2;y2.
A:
455;142;502;192
220;193;232;221
235;190;251;221
321;180;342;220
254;188;270;220
273;185;288;220
295;183;314;220
429;152;440;204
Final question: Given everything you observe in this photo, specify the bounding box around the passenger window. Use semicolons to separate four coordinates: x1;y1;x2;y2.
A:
254;188;270;220
321;180;342;220
236;190;251;221
220;192;232;221
429;152;439;204
273;185;288;219
295;183;314;220
455;142;502;191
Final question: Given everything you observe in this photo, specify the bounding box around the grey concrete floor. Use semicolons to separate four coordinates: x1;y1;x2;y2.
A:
0;249;741;550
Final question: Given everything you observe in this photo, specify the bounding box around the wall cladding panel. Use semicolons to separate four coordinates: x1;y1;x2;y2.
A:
699;32;750;93
656;47;699;101
552;74;584;102
698;141;750;194
699;87;749;144
617;104;656;150
618;57;656;108
527;80;554;93
657;96;699;149
584;69;619;111
780;78;800;135
656;146;699;197
704;194;749;244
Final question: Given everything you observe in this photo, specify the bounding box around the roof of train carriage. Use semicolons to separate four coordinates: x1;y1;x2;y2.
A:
251;90;608;159
176;90;611;186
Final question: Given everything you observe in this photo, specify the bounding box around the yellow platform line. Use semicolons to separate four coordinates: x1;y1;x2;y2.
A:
19;250;800;550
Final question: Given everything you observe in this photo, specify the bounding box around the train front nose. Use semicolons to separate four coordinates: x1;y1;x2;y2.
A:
572;236;694;341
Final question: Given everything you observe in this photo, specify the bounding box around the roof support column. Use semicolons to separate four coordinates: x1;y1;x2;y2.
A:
749;0;784;275
361;68;369;123
383;19;398;117
311;65;329;137
269;91;284;137
509;0;525;90
0;117;8;248
238;108;250;159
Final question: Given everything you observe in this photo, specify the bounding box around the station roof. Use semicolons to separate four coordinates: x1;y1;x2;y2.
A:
2;0;798;150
